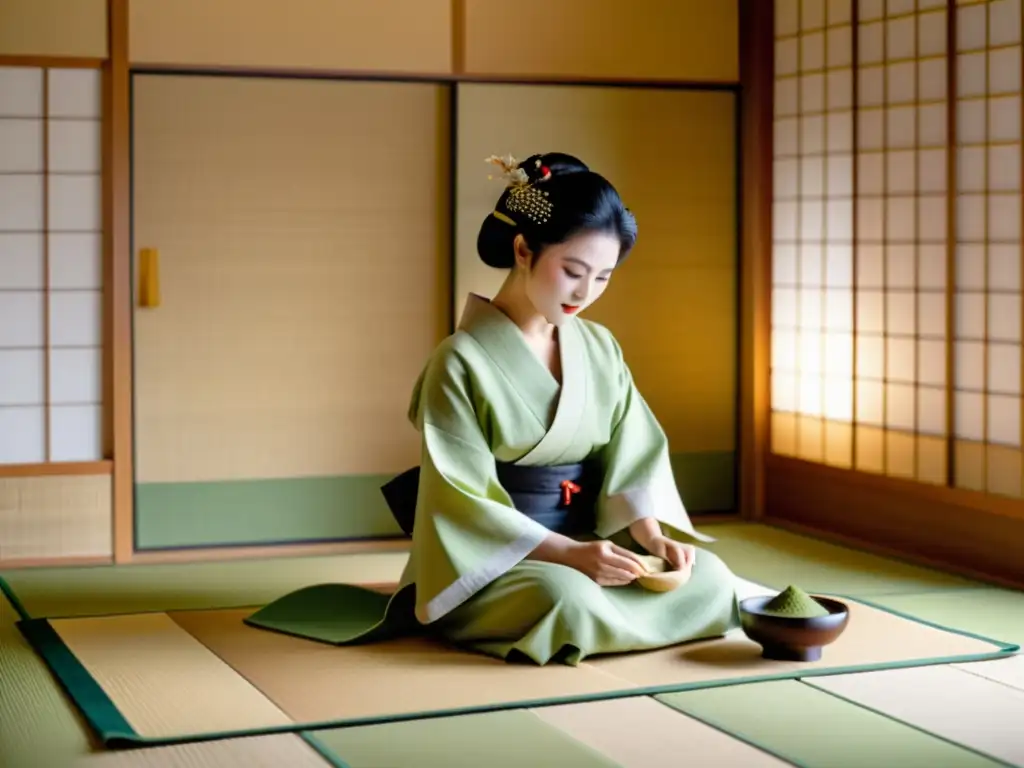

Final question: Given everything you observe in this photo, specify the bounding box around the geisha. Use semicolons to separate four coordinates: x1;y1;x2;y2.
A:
247;152;741;666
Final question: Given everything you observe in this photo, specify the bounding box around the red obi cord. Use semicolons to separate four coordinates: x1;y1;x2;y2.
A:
560;480;581;506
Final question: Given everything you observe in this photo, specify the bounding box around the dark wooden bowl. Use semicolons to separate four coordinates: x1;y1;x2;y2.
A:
739;595;850;662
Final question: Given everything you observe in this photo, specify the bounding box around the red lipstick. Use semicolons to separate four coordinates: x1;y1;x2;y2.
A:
561;304;580;314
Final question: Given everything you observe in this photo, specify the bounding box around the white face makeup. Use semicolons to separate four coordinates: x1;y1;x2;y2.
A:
515;230;620;327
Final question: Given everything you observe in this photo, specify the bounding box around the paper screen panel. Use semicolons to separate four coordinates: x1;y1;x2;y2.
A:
952;0;1024;497
857;0;949;483
772;0;954;486
0;474;111;559
454;84;737;456
770;0;859;469
131;75;450;484
0;66;104;465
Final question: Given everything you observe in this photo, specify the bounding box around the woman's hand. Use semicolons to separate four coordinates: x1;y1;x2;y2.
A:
628;517;696;571
564;540;649;586
642;535;696;570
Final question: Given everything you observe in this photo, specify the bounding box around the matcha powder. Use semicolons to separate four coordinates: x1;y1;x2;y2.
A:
762;585;829;618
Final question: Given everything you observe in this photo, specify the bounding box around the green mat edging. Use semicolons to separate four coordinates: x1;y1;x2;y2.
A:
649;695;813;768
12;588;1020;750
299;732;353;768
16;618;138;745
0;575;30;621
796;678;1019;768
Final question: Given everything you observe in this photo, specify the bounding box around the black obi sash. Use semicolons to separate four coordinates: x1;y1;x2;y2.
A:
380;460;600;538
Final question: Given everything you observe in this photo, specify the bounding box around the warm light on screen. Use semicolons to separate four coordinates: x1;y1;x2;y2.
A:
770;0;1024;496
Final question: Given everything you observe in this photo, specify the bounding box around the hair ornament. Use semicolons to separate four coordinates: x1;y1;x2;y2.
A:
485;153;554;226
534;158;552;182
486;154;529;187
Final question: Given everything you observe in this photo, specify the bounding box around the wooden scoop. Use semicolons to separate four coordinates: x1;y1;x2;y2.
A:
635;554;693;592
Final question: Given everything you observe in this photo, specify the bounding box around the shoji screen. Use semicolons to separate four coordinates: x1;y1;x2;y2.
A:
771;0;858;469
855;0;949;482
953;0;1023;495
771;0;1024;498
0;66;104;465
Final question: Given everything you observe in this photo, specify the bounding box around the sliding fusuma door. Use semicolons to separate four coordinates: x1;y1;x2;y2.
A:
130;73;450;549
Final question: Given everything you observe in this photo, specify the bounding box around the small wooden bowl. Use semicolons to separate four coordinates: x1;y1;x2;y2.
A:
635;555;692;592
739;595;850;662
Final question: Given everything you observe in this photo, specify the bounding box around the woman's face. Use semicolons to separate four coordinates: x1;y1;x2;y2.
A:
515;230;620;327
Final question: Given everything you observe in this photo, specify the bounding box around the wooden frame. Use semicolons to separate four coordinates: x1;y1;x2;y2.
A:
737;0;774;522
3;0;755;568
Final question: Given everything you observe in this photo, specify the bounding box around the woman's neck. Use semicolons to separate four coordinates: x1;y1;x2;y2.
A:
490;270;554;341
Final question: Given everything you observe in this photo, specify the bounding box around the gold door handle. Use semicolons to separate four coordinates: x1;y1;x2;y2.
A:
138;247;161;308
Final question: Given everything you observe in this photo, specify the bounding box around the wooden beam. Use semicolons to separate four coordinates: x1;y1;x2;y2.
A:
766;454;1024;587
0;461;112;478
0;555;113;570
0;55;104;68
127;538;411;565
450;0;465;75
737;0;774;520
104;0;133;563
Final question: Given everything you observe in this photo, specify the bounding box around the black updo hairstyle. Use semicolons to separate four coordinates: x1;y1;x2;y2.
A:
476;152;638;270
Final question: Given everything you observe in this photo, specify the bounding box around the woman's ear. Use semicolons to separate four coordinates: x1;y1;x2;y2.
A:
513;234;533;270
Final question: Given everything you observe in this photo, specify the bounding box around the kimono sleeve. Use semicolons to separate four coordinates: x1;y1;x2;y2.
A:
593;335;715;544
406;342;551;624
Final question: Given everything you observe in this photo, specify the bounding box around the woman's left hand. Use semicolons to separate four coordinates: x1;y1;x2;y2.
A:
626;518;696;571
642;535;696;571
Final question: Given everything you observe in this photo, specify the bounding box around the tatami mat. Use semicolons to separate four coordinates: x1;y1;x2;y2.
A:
658;680;1005;767
584;596;1012;687
0;591;97;768
18;591;1013;748
0;523;987;623
49;612;292;738
868;589;1024;645
2;523;1020;768
806;666;1024;766
306;710;621;768
167;606;626;728
954;654;1024;692
706;524;983;595
309;698;791;768
531;696;788;767
0;550;408;618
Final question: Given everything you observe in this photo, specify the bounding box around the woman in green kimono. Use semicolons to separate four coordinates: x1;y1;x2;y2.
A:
248;152;741;665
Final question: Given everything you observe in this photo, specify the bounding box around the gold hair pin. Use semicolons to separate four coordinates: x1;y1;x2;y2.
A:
484;154;553;225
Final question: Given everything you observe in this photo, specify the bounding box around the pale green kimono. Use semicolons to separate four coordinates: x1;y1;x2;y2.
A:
246;294;740;665
395;294;740;665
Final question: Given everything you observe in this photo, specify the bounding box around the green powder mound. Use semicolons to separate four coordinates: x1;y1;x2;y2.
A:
761;585;829;619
